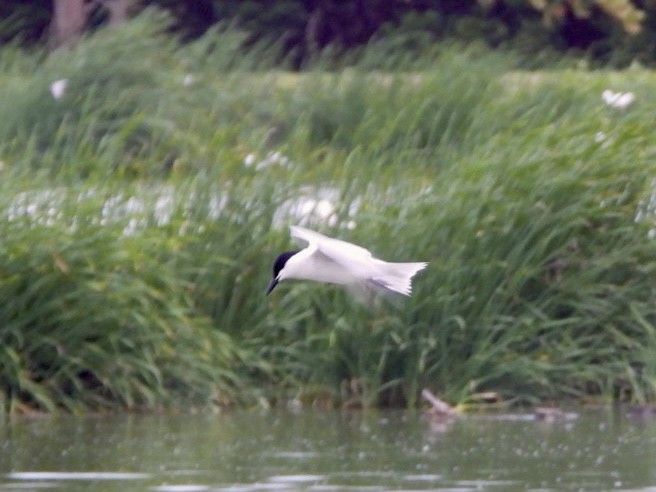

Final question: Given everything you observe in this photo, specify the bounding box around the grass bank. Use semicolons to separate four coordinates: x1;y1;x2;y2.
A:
0;13;655;412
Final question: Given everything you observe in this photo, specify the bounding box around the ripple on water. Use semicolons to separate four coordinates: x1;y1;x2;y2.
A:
151;486;211;492
0;482;58;489
268;475;325;483
403;473;443;481
7;471;150;481
268;451;320;459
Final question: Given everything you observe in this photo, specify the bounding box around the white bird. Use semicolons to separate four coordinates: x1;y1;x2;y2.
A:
266;225;427;298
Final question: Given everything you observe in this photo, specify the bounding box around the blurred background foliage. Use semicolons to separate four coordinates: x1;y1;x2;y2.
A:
2;0;656;68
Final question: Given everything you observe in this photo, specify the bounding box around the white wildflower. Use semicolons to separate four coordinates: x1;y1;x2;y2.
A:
243;153;257;167
602;89;634;109
182;74;195;87
49;79;68;100
243;151;293;170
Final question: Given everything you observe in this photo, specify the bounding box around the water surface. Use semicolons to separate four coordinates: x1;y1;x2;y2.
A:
1;409;656;491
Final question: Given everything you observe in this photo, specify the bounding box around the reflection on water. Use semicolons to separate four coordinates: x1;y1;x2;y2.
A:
1;409;656;491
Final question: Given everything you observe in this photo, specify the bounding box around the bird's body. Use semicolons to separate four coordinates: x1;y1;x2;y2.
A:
267;225;427;297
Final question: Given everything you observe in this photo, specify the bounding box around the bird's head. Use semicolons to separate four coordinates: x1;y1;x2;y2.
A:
266;250;299;295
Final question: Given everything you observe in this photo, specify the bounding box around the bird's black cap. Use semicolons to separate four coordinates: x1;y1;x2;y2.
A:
266;250;299;295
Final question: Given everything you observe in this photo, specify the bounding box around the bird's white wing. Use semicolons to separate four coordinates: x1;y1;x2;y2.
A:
290;226;374;266
289;225;427;299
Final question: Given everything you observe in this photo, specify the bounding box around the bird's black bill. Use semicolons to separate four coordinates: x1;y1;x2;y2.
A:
266;277;279;295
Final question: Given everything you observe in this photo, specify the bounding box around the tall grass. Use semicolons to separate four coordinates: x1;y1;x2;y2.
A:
1;12;655;412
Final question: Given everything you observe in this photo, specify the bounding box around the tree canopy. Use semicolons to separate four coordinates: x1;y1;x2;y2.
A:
2;1;656;67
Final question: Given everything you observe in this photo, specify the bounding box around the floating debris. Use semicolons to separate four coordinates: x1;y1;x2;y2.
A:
625;404;656;418
421;388;458;418
533;407;579;422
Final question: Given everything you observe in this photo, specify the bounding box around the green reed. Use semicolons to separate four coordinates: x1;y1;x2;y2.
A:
0;13;655;412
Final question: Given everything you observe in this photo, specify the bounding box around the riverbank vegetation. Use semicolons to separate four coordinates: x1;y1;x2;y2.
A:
1;14;656;413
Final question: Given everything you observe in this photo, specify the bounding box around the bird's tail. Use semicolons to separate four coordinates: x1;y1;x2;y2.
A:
372;261;428;296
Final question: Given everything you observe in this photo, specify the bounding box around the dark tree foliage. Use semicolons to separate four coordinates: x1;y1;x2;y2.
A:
0;0;51;44
140;0;219;40
0;0;654;67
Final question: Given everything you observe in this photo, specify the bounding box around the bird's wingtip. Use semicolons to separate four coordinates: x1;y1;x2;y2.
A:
289;224;309;236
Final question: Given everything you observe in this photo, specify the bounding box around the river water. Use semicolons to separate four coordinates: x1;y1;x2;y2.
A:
1;408;655;491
